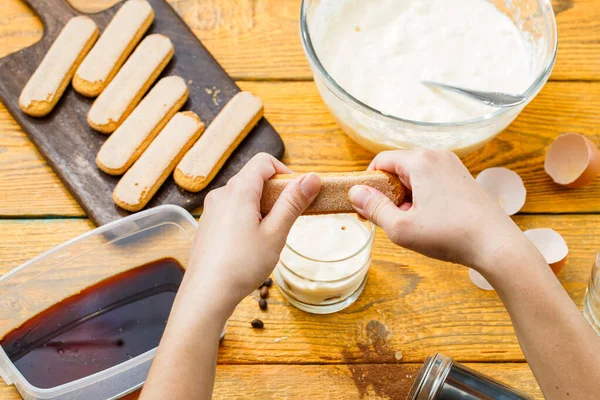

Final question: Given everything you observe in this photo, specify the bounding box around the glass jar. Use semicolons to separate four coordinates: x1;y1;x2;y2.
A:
274;214;375;314
583;253;600;335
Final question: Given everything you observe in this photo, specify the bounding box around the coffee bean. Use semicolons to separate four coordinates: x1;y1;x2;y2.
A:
251;319;264;329
260;286;269;299
259;299;268;310
259;278;273;289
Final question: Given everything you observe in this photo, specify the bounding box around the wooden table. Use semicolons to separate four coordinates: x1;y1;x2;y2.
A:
1;0;599;398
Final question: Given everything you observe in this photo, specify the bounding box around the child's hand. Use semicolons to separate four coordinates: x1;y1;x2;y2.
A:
183;153;321;317
348;150;533;271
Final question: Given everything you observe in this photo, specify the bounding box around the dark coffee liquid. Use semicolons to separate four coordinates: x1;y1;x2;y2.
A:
0;258;184;389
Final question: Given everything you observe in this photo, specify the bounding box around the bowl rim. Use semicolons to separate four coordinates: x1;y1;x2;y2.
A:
284;215;376;265
299;0;558;127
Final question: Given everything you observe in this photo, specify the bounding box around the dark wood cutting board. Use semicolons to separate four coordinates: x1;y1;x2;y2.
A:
0;0;284;226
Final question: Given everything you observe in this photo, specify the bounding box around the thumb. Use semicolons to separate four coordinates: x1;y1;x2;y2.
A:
348;185;407;234
262;173;322;235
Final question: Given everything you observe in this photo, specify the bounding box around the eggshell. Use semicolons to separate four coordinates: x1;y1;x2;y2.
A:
544;133;600;188
524;228;569;275
468;269;494;291
476;168;526;216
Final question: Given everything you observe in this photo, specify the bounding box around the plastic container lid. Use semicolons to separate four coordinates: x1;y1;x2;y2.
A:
0;205;221;400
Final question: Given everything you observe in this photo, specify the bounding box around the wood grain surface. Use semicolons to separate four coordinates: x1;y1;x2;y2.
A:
1;0;599;399
210;364;542;399
1;81;599;217
0;364;543;400
1;214;597;365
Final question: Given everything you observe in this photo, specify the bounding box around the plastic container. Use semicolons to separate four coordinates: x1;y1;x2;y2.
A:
0;205;215;400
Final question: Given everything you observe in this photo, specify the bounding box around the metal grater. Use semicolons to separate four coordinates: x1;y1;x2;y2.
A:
406;353;533;400
406;356;433;400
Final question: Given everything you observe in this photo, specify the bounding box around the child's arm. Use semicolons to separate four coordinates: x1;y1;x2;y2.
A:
140;154;322;400
348;149;600;400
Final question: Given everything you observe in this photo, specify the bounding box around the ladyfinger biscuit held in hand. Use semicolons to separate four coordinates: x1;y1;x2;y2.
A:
261;171;404;215
88;34;174;133
113;111;204;212
97;76;189;175
19;16;98;117
174;92;263;192
73;0;154;97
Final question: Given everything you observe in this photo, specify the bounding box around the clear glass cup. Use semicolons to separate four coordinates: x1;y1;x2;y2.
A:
300;0;558;157
274;214;375;314
583;253;600;335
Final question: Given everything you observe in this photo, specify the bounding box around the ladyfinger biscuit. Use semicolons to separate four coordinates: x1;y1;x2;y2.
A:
73;0;154;97
19;16;98;117
113;111;204;212
260;171;404;216
174;92;263;192
96;76;189;175
88;34;174;133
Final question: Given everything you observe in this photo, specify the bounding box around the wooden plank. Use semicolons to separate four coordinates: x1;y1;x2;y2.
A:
0;363;543;399
0;0;284;226
1;0;599;81
0;214;597;364
1;81;599;217
465;80;600;213
0;0;42;59
552;0;600;81
0;102;83;216
213;363;543;400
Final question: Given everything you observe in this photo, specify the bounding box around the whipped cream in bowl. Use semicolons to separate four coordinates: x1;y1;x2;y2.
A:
301;0;557;156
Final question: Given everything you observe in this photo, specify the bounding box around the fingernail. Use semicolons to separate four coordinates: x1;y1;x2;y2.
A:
348;185;370;209
300;173;321;198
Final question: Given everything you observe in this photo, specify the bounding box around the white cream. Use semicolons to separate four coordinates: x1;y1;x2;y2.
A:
76;0;153;84
311;0;532;124
19;16;97;108
275;215;373;306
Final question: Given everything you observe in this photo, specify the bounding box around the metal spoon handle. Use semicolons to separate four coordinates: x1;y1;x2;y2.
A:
421;81;526;108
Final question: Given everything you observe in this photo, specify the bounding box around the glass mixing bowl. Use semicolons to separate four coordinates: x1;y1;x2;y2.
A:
300;0;558;157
